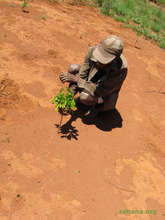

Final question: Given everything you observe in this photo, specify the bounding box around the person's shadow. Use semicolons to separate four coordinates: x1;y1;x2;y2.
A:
82;108;123;131
56;108;123;140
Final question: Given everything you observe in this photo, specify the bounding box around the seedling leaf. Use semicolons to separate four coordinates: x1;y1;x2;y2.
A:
22;0;28;9
51;87;76;132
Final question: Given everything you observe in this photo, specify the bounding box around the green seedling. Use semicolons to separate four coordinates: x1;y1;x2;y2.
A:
51;87;75;132
21;0;29;13
21;0;28;9
42;15;47;20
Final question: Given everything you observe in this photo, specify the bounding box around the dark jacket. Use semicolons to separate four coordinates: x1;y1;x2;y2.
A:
77;46;128;97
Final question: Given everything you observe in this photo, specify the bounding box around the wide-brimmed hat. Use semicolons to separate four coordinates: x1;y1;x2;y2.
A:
92;35;124;64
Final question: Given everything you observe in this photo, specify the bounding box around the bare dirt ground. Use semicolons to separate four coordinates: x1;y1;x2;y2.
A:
0;0;165;219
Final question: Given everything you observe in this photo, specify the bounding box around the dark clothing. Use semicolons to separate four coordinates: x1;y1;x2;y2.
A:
77;46;128;98
69;46;128;111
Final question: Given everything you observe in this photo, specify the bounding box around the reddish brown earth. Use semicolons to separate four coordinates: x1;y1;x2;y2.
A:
0;0;165;219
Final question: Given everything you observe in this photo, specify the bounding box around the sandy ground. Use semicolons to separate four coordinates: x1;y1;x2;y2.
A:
0;0;165;219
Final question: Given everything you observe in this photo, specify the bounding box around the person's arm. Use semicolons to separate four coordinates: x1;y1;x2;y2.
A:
59;48;92;84
59;47;99;97
78;47;92;80
77;47;100;96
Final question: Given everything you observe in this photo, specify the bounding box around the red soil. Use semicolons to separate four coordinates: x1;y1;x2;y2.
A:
0;0;165;219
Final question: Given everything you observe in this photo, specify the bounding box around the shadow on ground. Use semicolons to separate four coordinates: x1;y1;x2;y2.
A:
55;109;123;140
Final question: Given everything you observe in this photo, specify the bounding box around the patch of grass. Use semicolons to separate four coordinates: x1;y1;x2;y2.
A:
159;37;165;48
151;23;162;32
94;0;165;48
114;15;129;24
100;0;113;16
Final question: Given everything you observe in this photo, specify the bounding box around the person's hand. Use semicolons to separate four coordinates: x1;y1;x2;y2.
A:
59;72;79;83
